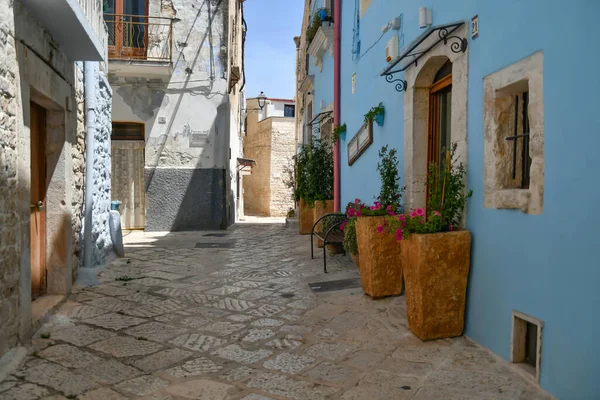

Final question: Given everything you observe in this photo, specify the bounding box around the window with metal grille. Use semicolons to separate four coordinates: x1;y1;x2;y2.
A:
506;92;531;189
284;105;295;118
112;122;144;140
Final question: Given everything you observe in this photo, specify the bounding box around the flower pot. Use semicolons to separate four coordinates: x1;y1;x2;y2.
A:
318;9;328;20
401;230;471;340
355;216;403;298
326;242;344;255
313;200;334;248
299;199;315;235
374;112;385;127
351;253;360;269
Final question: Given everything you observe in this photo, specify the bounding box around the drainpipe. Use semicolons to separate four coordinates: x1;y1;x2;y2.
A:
83;62;97;272
333;0;341;212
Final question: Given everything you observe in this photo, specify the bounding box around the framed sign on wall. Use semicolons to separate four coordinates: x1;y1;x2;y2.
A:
348;121;373;165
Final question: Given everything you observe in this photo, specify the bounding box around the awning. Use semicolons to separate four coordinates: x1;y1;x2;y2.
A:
380;21;468;92
307;111;334;135
237;157;256;174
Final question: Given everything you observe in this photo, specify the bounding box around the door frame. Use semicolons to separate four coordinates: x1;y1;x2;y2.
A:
30;101;47;300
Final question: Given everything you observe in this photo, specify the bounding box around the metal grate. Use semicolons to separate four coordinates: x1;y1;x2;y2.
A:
194;242;235;249
308;278;362;293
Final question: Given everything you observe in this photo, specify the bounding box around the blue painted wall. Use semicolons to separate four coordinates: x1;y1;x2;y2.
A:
307;1;334;140
333;1;600;398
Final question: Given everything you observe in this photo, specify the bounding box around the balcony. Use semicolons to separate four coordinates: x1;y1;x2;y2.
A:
104;14;174;77
21;0;107;61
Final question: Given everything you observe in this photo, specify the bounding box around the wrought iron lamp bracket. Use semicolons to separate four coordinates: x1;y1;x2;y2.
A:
438;27;468;53
385;73;407;93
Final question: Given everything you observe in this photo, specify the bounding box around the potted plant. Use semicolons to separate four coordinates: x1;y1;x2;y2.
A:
294;144;315;235
333;123;347;142
309;138;334;247
386;144;473;340
364;102;385;127
340;200;364;268
355;146;404;298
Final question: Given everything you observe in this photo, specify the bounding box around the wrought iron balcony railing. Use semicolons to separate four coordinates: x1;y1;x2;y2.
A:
104;14;173;62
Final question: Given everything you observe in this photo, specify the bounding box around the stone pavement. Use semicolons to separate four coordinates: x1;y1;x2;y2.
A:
0;221;554;400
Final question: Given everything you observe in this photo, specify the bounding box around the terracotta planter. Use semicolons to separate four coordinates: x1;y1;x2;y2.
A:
351;253;360;269
401;230;472;340
355;216;403;298
313;200;334;248
326;242;344;255
299;199;315;235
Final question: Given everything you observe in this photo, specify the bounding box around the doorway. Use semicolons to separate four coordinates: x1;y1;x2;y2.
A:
30;101;47;300
104;0;149;59
428;60;452;170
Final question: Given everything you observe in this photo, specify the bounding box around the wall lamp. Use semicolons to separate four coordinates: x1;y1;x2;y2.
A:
243;91;268;114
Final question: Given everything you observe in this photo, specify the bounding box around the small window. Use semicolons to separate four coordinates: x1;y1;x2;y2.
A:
284;104;295;118
511;310;543;382
348;121;373;165
112;122;144;140
483;51;544;214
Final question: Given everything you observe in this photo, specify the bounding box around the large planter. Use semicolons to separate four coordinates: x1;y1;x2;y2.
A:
313;200;334;248
299;199;315;235
355;216;403;298
326;242;344;255
401;230;472;340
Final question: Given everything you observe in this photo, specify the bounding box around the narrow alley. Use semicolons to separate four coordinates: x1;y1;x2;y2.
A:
1;221;552;400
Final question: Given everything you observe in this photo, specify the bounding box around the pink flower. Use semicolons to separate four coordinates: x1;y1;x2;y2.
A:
340;221;348;231
377;225;384;234
433;210;441;217
410;210;417;218
359;204;365;210
415;208;425;217
356;210;362;217
397;214;406;221
386;205;393;211
370;202;382;211
449;224;453;231
395;228;403;241
388;210;396;216
354;198;361;204
347;208;356;218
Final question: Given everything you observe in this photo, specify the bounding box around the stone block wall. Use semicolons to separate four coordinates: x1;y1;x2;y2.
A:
0;1;21;359
243;114;272;216
269;118;296;217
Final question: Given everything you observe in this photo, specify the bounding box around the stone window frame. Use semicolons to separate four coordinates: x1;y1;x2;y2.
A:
483;51;544;214
403;24;469;213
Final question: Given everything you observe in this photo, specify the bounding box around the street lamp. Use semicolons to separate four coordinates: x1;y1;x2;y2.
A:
257;91;267;110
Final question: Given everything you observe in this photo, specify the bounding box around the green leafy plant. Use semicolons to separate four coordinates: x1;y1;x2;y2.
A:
322;214;346;235
306;14;322;46
283;157;297;202
340;201;364;255
332;123;346;142
294;139;333;207
386;144;473;240
364;102;385;124
359;145;403;216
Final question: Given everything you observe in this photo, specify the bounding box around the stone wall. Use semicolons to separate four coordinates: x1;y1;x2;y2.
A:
0;0;21;359
269;118;296;217
243;109;272;216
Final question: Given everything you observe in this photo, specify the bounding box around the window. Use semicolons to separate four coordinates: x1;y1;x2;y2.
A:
112;122;144;140
348;121;373;165
284;104;295;118
483;51;544;214
511;310;543;382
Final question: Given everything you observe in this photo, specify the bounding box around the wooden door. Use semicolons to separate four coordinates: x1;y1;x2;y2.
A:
30;102;47;300
105;0;148;59
111;122;146;229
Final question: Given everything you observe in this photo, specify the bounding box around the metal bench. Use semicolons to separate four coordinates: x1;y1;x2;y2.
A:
311;213;348;273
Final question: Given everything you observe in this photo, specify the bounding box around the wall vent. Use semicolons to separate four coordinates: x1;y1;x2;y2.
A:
511;310;543;382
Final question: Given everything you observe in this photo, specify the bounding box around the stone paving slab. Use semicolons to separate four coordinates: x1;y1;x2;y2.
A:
1;224;554;400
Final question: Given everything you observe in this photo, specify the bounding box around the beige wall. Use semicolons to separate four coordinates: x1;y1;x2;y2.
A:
269;118;296;216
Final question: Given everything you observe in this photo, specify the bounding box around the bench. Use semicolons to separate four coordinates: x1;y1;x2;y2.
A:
311;213;348;273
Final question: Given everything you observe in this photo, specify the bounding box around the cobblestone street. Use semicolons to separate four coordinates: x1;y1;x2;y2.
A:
1;221;553;400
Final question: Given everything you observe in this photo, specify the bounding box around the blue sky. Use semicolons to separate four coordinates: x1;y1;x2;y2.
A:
243;0;304;100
